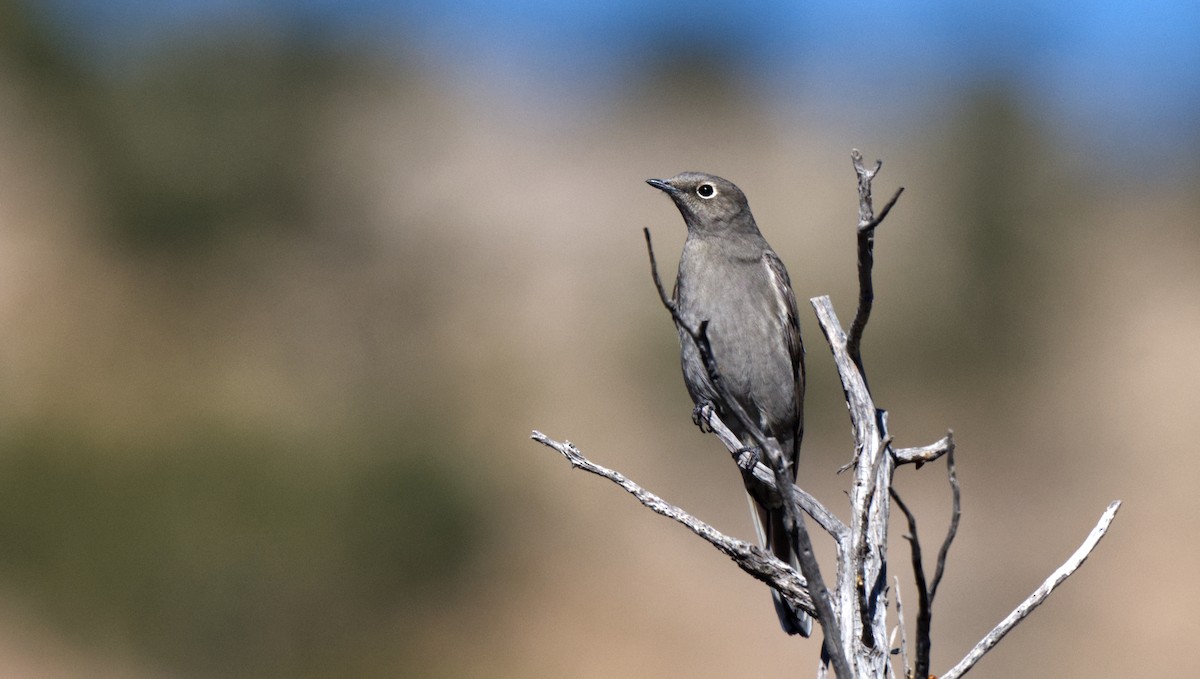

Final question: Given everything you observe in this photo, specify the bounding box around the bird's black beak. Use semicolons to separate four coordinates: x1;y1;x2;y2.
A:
646;178;678;194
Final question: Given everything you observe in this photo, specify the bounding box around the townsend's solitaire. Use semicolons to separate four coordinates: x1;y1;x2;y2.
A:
648;172;811;637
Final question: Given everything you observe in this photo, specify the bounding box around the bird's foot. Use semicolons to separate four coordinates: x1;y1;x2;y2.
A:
734;445;763;472
692;401;716;432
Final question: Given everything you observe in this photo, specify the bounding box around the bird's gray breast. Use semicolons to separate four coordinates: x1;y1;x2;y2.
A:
675;235;797;436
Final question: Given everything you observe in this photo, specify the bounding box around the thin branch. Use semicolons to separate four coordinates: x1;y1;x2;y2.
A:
893;432;954;467
846;149;905;369
940;500;1123;679
643;227;677;314
866;186;905;231
846;161;876;368
893;576;910;679
892;432;960;679
929;435;960;599
531;430;816;616
891;489;932;679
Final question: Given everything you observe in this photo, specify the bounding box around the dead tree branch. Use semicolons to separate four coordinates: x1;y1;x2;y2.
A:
892;577;910;679
847;149;905;371
891;435;961;679
530;430;816;617
890;489;932;679
893;432;954;467
809;295;891;677
930;440;961;601
940;500;1122;679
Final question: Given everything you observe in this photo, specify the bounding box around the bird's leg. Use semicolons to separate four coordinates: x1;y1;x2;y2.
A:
691;401;716;433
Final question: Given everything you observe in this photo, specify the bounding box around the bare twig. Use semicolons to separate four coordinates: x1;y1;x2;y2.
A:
940;500;1123;679
644;227;676;314
893;576;910;679
892;431;960;679
846;149;904;370
810;153;901;668
890;489;932;679
930;437;960;599
531;430;816;616
893;432;954;467
866;186;905;231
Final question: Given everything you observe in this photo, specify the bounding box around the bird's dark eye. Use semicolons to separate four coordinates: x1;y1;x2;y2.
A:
697;183;715;199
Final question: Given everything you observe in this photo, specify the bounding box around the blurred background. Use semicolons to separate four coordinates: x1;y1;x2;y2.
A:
0;1;1196;677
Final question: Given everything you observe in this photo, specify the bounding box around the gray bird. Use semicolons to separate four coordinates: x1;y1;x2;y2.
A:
647;172;811;637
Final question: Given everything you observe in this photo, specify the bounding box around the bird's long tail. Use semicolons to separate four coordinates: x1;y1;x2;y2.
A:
750;497;814;637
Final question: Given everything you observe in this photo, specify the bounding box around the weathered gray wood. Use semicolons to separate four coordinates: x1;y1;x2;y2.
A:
530;430;815;617
939;500;1122;679
811;295;891;677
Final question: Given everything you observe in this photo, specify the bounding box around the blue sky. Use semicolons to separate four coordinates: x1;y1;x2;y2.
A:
42;1;1200;163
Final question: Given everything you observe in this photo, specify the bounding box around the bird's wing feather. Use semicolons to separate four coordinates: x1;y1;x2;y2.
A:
762;250;804;470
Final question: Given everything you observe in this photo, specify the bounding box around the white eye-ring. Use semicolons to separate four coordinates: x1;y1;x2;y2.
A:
696;183;716;199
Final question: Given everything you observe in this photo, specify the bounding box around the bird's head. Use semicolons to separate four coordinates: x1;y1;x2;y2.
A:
646;172;753;235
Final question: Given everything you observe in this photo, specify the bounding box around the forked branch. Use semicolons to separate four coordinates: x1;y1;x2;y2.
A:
891;435;960;679
847;149;905;371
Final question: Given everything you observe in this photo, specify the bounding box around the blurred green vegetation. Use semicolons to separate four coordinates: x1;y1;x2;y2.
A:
4;0;371;253
97;36;356;251
0;10;488;675
943;85;1055;373
863;82;1080;404
0;420;483;677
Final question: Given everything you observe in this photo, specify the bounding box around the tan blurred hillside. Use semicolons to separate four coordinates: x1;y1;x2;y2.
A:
0;7;1197;678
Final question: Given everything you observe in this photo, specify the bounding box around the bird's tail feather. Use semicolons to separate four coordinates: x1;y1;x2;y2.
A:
749;496;813;637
